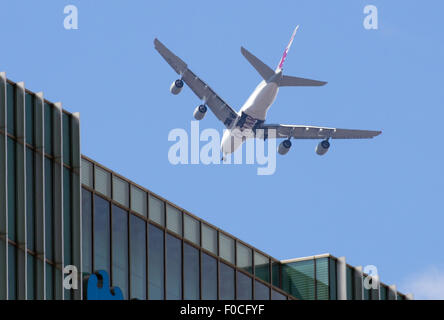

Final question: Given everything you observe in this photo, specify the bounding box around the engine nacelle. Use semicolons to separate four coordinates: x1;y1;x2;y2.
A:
170;79;184;95
316;140;330;156
193;104;207;120
278;139;292;155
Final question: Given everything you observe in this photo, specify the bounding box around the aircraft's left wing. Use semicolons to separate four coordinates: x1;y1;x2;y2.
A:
260;124;382;140
154;38;239;128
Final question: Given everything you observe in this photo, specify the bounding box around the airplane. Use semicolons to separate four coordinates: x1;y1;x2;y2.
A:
154;26;381;158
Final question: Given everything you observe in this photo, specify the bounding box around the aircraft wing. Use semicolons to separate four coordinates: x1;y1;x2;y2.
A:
260;124;382;140
154;38;239;128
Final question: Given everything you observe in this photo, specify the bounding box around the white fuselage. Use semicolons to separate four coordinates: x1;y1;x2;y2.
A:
221;80;279;155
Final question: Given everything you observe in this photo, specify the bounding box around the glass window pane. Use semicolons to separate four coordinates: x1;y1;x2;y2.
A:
93;195;110;273
166;234;182;300
25;93;34;145
82;189;92;275
46;263;53;300
219;233;235;264
45;158;54;260
184;214;199;245
7;83;15;135
380;285;387;300
166;204;182;235
7;138;16;241
130;215;146;300
94;166;111;197
8;244;16;300
254;252;270;283
112;205;128;299
201;253;217;300
236;242;252;274
316;258;329;300
27;254;35;300
26;148;35;251
149;195;164;226
329;258;337;300
346;266;354;300
282;260;315;300
113;176;129;207
130;185;147;217
219;262;235;300
44;102;53;155
202;224;217;254
271;289;286;300
236;271;252;300
364;285;370;300
184;243;200;300
254;280;270;300
63;167;72;266
148;224;164;299
44;158;53;261
272;261;280;288
81;159;93;188
62;113;71;165
0;238;5;291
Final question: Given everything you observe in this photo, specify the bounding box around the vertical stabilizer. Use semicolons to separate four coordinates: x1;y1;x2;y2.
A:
276;25;299;72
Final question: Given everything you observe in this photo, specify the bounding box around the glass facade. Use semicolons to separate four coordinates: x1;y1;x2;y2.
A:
78;158;294;300
0;76;408;300
111;205;129;299
129;214;146;300
281;257;339;300
236;271;252;300
1;77;81;300
201;253;217;300
183;243;200;300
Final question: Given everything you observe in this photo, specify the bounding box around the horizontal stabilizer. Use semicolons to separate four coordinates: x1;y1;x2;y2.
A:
278;75;327;87
241;47;275;81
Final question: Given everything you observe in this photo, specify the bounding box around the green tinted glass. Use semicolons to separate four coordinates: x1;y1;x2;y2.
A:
7;83;15;135
282;260;315;300
62;113;71;165
346;266;354;300
329;258;337;300
254;252;270;283
25;93;34;145
315;258;329;300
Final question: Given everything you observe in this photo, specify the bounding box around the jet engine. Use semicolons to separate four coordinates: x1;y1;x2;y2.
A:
170;79;184;95
278;139;292;155
193;104;207;120
315;140;330;156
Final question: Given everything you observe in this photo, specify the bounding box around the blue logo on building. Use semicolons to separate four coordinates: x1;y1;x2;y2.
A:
84;270;124;300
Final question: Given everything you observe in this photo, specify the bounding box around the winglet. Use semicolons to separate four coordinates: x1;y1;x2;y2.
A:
276;25;299;72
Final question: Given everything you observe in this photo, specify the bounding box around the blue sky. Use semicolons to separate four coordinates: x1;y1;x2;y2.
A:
1;1;443;299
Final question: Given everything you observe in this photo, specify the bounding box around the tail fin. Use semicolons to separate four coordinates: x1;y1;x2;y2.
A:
276;25;299;72
241;47;275;81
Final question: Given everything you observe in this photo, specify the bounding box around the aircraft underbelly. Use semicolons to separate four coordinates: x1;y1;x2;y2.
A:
240;82;278;121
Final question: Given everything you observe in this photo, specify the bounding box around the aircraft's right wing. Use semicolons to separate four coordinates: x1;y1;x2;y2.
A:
154;38;239;128
260;124;382;140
